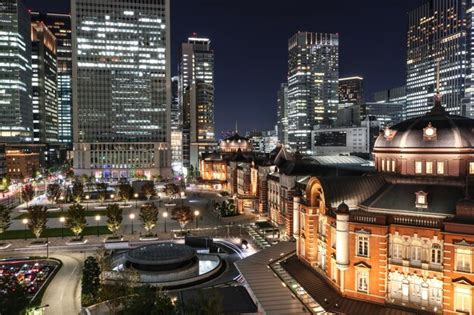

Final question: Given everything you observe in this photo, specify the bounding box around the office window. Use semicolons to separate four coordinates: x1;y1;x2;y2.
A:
426;161;433;174
356;269;369;293
415;161;423;174
437;161;445;175
357;235;369;257
456;248;472;272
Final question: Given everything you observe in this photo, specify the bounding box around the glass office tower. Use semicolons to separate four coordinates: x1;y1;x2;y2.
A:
287;32;339;153
0;0;32;142
71;0;171;179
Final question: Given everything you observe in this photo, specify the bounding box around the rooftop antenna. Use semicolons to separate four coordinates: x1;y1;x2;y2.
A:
235;120;238;134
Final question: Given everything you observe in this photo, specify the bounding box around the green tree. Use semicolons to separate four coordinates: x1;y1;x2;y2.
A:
118;183;133;205
0;205;11;236
72;180;84;203
21;184;34;207
66;203;87;239
0;275;29;315
123;286;176;315
27;205;48;239
141;182;156;201
219;200;237;217
81;256;102;306
171;206;192;230
47;183;62;205
139;203;159;235
106;203;123;236
165;183;180;200
97;183;108;204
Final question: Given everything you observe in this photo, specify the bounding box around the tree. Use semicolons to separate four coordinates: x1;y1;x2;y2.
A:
47;183;62;205
165;183;180;200
139;203;159;235
171;206;192;230
106;204;123;236
218;200;237;217
72;180;84;203
118;183;133;205
97;183;108;204
82;256;101;306
66;203;87;239
27;205;48;239
0;276;29;315
21;184;34;207
123;286;176;315
0;205;11;236
141;182;156;201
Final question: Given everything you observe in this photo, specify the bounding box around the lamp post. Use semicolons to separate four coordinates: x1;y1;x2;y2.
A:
85;194;90;210
134;193;139;208
162;211;168;233
95;215;101;237
129;213;135;234
59;195;64;211
59;216;65;239
22;218;28;240
194;210;200;229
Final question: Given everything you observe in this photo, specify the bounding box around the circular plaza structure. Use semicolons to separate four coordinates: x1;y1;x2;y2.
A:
109;242;224;288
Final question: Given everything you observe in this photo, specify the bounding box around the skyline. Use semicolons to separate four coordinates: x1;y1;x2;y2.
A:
24;0;424;137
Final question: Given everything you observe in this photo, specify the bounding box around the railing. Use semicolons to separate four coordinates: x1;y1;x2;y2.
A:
390;216;442;228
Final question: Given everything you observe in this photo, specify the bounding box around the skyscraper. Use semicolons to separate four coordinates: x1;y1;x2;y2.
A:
31;21;58;144
287;32;339;153
0;0;32;142
170;76;183;172
276;83;288;145
179;36;215;169
338;76;364;107
71;0;171;179
406;0;468;119
31;12;73;146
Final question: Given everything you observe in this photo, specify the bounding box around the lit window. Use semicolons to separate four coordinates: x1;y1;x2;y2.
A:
393;242;403;260
357;235;369;257
437;161;445;175
331;227;336;248
391;160;396;172
470;162;474;175
356;269;369;293
381;159;385;171
411;243;422;262
431;244;442;264
416;191;428;208
426;161;433;174
455;286;472;314
456;248;472;272
415;161;423;174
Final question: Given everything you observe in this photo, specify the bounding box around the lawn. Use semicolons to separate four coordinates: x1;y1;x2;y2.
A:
14;210;108;220
0;226;112;240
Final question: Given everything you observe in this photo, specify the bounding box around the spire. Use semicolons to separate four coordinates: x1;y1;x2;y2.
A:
235;120;238;134
430;61;445;115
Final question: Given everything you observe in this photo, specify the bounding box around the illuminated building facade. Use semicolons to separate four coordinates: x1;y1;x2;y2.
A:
292;97;474;314
170;76;183;173
406;0;468;119
339;76;364;107
287;32;339;153
31;21;58;144
179;36;216;169
0;0;32;142
32;12;73;146
71;0;171;179
6;149;40;179
277;83;288;145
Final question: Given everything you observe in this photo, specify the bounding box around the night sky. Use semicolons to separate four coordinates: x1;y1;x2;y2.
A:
25;0;425;139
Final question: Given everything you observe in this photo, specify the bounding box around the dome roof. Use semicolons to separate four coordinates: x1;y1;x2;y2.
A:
374;107;474;150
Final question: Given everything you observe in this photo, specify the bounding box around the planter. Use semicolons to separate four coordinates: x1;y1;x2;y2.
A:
139;235;159;241
0;243;11;250
66;238;88;245
29;240;49;247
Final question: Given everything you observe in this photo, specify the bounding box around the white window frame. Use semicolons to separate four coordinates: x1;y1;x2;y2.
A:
455;286;472;314
431;243;442;265
356;268;369;293
393;242;403;260
470;162;474;175
356;234;369;257
426;161;433;174
456;248;472;273
437;161;445;175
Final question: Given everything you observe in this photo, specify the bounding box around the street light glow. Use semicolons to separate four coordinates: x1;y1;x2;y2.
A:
59;216;65;223
162;211;168;218
22;218;28;224
95;215;101;221
129;213;135;219
194;210;200;216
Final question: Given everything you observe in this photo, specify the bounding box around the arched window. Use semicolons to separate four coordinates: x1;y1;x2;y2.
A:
431;243;442;264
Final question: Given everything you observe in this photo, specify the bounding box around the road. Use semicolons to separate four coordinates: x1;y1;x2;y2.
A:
41;252;84;315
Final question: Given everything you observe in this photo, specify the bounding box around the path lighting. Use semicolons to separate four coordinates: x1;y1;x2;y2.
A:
95;215;101;237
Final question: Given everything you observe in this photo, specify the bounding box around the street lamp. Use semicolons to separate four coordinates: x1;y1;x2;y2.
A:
134;193;139;208
85;194;90;210
95;215;101;237
162;211;168;233
59;195;64;211
22;218;28;240
59;216;65;239
194;210;200;229
129;213;135;234
110;194;115;201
